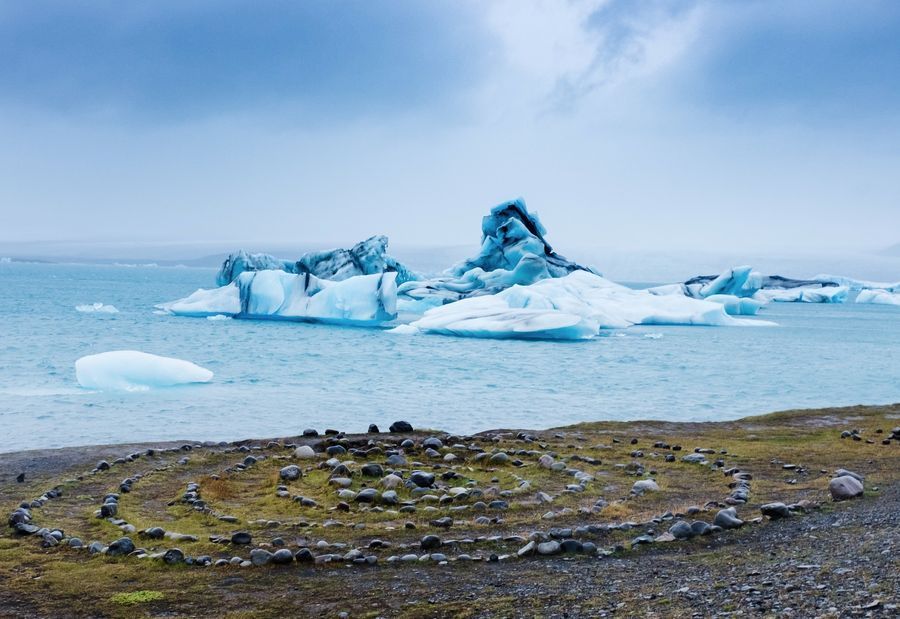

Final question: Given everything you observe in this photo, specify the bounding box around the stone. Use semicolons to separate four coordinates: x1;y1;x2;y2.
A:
422;437;443;449
295;548;314;562
361;463;383;478
517;541;536;556
302;428;319;437
231;532;252;545
713;507;744;529
489;452;510;464
386;454;407;467
682;453;707;464
368;424;380;433
834;468;864;481
631;479;660;494
163;548;185;565
389;421;414;433
250;548;273;566
537;541;560;555
326;445;347;456
420;535;442;550
410;471;435;488
690;521;712;536
381;474;403;489
559;539;583;553
143;527;165;540
272;549;294;564
68;537;83;548
356;488;379;503
430;517;453;529
97;460;111;471
294;445;316;459
279;465;302;481
760;502;791;519
829;475;864;501
107;537;135;556
669;520;695;540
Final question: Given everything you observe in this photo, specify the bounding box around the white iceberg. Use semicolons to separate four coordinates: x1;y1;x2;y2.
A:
704;294;763;316
855;289;900;306
75;350;213;392
160;270;397;326
217;236;417;286
407;271;773;340
75;302;119;314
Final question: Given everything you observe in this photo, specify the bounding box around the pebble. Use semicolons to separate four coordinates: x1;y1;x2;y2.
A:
272;549;294;564
231;532;252;545
410;471;435;488
420;535;442;550
163;548;185;565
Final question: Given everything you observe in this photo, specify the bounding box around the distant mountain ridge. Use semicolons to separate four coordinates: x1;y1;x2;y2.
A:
882;243;900;257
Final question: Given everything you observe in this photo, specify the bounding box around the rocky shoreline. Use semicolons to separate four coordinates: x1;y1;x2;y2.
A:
1;404;898;617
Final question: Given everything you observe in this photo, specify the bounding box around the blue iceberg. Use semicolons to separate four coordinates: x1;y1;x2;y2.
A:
217;235;417;286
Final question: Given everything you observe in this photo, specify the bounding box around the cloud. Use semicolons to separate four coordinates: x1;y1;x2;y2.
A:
0;0;487;123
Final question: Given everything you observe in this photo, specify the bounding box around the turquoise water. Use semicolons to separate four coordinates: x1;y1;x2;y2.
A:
0;261;898;452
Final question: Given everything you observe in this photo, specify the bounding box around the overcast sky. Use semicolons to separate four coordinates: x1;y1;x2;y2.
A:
1;0;899;253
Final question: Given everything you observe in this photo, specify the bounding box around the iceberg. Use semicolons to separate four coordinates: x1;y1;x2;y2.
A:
406;271;773;340
650;266;848;307
814;275;900;292
75;350;213;391
855;289;900;306
160;270;397;325
75;302;119;314
217;236;417;286
397;199;596;310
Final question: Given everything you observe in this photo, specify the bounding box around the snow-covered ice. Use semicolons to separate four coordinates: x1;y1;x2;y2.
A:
160;270;397;325
75;302;119;314
855;289;900;306
407;271;773;340
75;350;213;391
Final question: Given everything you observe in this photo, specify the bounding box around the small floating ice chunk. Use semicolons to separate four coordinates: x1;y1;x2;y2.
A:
643;333;663;339
387;324;420;335
856;289;900;306
75;302;119;314
75;351;213;392
206;314;232;321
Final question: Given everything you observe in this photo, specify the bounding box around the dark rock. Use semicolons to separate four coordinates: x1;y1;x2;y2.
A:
760;502;791;519
272;549;294;564
302;428;319;437
410;471;435;488
231;531;252;545
420;535;442;550
163;548;185;565
15;473;24;483
107;537;135;556
295;548;314;562
96;461;110;471
368;424;380;433
390;421;414;433
559;539;584;553
361;463;383;478
326;445;347;456
279;465;302;481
